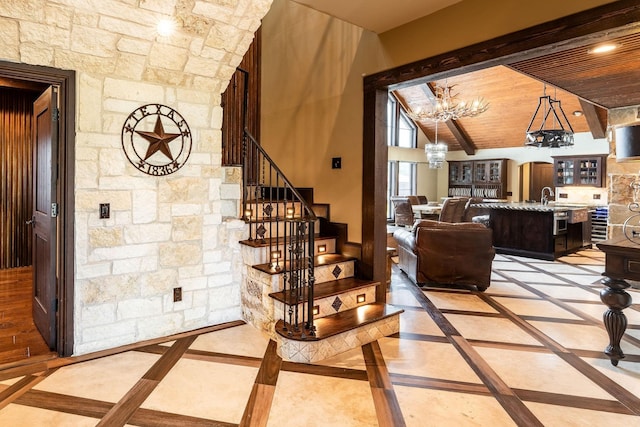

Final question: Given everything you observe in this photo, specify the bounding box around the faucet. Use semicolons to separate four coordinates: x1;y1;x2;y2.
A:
541;187;554;205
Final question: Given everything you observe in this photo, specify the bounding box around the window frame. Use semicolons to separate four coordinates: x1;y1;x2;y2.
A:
387;94;417;148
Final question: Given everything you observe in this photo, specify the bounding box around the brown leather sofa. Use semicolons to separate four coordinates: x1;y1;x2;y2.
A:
393;219;495;291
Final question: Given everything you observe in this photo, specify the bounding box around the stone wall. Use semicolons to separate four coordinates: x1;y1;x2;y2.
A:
606;106;640;241
0;0;272;354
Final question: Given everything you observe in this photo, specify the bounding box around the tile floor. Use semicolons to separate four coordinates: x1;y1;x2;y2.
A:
0;249;638;426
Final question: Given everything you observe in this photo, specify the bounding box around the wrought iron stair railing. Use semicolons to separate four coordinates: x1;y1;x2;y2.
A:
242;129;317;339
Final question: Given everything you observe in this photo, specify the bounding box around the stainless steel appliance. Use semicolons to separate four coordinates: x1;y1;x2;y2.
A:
591;206;609;242
553;211;568;235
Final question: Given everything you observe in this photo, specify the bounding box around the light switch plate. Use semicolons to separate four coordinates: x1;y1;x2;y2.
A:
100;203;110;219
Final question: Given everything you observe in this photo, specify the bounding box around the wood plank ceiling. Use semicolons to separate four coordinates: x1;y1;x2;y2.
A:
393;32;640;153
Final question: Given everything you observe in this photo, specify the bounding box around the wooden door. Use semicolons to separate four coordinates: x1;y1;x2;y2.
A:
530;162;554;202
32;86;58;349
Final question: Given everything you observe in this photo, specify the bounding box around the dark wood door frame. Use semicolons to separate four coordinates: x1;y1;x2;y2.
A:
363;0;640;301
0;61;75;357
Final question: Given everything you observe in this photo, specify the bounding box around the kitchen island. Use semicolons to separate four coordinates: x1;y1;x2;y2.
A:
473;202;590;260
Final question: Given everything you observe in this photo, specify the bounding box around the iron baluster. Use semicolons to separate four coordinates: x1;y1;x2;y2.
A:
241;128;317;340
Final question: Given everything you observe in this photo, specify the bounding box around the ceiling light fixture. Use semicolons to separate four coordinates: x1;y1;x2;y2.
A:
157;18;177;36
424;121;448;169
524;85;574;148
588;43;618;54
407;83;489;122
407;82;486;168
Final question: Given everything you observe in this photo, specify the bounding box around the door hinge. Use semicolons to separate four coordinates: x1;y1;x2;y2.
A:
52;107;60;122
54;298;59;312
51;203;59;218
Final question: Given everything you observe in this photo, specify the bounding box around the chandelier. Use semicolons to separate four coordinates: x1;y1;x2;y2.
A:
406;82;486;168
407;83;489;122
424;121;448;169
524;85;574;148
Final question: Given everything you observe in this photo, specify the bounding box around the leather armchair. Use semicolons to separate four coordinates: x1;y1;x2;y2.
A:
393;219;495;291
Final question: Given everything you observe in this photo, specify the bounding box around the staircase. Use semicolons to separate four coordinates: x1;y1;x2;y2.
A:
238;131;403;363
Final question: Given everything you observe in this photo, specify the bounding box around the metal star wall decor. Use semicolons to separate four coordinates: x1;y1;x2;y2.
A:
121;104;192;176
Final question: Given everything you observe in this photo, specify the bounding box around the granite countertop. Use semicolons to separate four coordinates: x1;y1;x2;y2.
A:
471;202;591;213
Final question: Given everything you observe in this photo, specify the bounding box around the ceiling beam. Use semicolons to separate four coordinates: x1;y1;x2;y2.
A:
421;83;476;155
578;99;607;139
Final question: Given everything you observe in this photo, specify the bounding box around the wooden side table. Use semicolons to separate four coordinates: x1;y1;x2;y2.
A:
596;238;637;366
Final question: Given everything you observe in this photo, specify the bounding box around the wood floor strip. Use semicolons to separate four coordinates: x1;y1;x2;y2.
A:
16;389;114;419
0;361;52;382
96;335;197;426
128;407;238;427
362;341;406;427
389;372;491;395
95;379;158;427
439;308;504;318
253;340;282;386
240;383;276;427
409;286;545;427
139;345;263;368
0;369;54;409
0;320;246;379
143;336;197;381
477;291;640;415
239;340;282;427
556;352;640;415
15;388;237;426
464;339;549;353
514;388;636;415
476;293;572;354
280;360;369;381
517;315;595;325
503;257;640;348
572;348;640;363
138;342;369;381
393;332;449;343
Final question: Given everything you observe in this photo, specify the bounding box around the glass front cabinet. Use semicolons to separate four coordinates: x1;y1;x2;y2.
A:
553;155;606;187
448;158;507;199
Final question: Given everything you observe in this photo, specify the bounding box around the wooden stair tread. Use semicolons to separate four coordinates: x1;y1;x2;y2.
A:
239;234;335;248
244;198;304;204
244;216;316;224
269;277;379;305
252;253;355;275
275;303;403;341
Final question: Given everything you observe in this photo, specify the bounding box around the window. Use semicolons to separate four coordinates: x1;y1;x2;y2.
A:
387;161;417;219
398;111;416;148
397;161;416;195
387;93;418;219
387;95;416;148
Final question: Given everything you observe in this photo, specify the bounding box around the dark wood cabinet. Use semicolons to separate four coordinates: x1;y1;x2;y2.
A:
449;161;472;184
490;208;586;260
553;155;606;187
448;161;472;197
491;209;554;257
449;159;507;199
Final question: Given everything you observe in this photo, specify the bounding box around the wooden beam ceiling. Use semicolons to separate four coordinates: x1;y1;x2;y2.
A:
578;99;607;139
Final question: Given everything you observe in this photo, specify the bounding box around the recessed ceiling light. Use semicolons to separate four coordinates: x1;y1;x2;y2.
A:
588;43;618;54
573;110;583;117
157;18;176;36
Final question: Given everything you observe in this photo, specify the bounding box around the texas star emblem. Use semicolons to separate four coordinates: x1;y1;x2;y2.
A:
121;104;192;176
